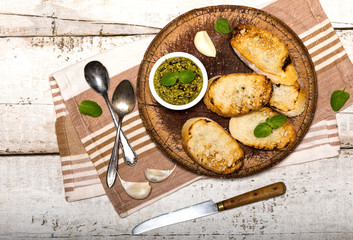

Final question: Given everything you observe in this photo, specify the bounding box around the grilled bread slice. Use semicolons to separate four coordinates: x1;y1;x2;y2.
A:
269;81;306;117
203;74;272;117
229;107;296;150
182;117;244;174
230;25;298;86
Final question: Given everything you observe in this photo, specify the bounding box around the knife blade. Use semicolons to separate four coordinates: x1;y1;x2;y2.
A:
132;182;286;234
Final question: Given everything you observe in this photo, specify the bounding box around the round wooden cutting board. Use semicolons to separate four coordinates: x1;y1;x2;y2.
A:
137;5;317;178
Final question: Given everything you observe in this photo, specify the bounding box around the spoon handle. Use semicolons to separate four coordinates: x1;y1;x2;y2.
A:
119;130;138;166
104;96;137;165
106;118;123;188
106;127;137;188
103;96;138;188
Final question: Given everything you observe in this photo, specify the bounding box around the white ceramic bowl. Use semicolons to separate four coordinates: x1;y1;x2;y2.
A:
149;52;208;110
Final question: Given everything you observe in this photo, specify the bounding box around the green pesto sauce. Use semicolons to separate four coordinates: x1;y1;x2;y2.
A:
154;57;203;105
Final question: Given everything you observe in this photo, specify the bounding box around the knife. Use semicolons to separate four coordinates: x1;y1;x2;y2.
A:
132;182;286;234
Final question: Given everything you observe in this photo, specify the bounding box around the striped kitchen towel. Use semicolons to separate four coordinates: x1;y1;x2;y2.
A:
49;0;353;217
49;38;201;217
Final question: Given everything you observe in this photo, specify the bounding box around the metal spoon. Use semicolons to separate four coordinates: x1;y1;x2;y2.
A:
108;79;136;188
84;61;137;187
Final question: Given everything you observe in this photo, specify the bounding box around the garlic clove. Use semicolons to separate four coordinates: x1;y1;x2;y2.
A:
118;174;152;200
194;31;217;57
145;165;177;183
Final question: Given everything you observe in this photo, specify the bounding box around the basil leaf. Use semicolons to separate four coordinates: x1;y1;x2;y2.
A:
161;72;178;86
179;69;195;83
214;18;231;34
254;123;272;138
331;88;350;111
266;114;287;129
79;100;103;117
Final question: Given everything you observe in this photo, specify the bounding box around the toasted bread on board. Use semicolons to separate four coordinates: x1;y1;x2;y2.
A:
203;74;272;117
230;25;298;86
269;81;306;117
182;117;244;174
229;107;296;150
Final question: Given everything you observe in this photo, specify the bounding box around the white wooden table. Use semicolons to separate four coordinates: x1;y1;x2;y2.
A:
1;0;353;239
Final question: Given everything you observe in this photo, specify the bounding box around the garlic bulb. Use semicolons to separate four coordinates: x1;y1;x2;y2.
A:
118;174;152;200
145;165;177;183
194;31;217;57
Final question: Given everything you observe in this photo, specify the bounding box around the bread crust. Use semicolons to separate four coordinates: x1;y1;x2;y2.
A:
229;107;296;150
182;117;244;174
230;25;298;86
203;73;272;117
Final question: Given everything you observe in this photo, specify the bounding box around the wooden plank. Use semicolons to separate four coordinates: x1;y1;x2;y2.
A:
0;0;352;37
0;151;352;237
0;104;58;154
337;113;353;148
0;35;153;105
320;0;353;28
0;14;160;37
1;31;353;154
2;102;352;155
337;30;353;61
0;31;350;106
0;0;277;28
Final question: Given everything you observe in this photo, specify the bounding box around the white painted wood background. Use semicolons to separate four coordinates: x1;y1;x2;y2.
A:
1;0;353;239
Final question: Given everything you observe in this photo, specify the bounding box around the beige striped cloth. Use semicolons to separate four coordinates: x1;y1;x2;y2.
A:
49;0;353;217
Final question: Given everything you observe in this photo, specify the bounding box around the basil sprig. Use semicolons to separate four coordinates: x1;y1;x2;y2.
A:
214;18;231;34
79;100;103;117
254;114;287;138
331;87;350;112
161;69;195;86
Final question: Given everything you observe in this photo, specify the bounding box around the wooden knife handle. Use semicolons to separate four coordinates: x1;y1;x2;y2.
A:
216;182;286;211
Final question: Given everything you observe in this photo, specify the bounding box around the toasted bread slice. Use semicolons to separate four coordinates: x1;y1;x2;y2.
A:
230;25;298;86
203;74;272;117
229;107;296;150
269;81;306;117
182;117;244;174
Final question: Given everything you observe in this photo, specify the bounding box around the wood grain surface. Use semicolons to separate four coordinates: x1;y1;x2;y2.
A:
2;0;353;238
137;5;317;178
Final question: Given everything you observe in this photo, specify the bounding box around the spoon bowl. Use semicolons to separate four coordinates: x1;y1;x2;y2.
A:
112;80;136;118
84;61;110;95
